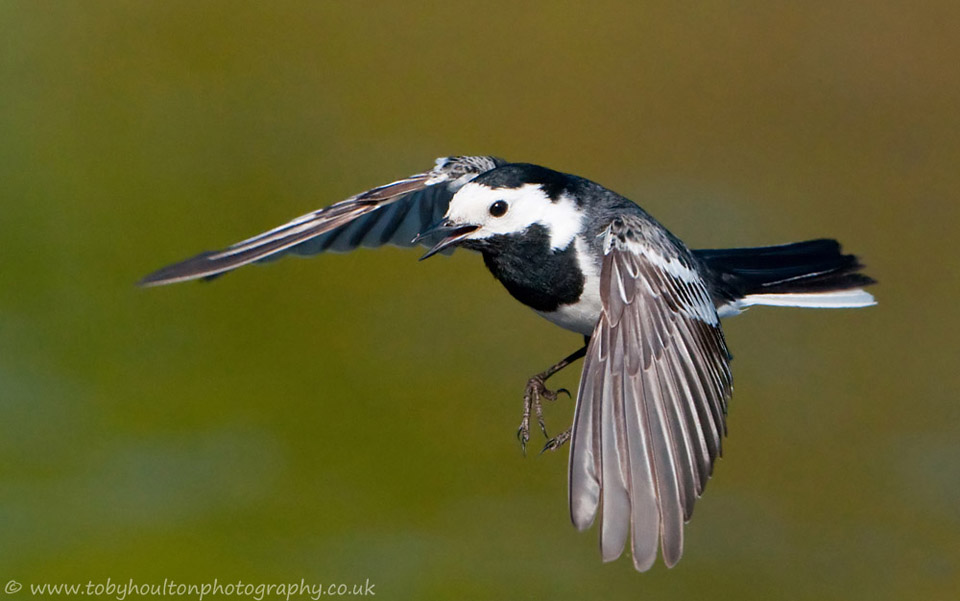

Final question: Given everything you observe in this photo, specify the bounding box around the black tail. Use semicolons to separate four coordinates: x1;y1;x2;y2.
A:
694;239;877;305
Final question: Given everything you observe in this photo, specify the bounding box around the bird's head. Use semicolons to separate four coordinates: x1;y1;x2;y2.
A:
416;164;584;259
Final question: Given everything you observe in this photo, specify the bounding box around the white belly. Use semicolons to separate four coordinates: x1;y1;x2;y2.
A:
535;294;602;335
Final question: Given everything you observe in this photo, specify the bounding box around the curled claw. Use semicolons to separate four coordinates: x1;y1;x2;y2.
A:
516;422;529;456
536;386;571;404
540;428;572;454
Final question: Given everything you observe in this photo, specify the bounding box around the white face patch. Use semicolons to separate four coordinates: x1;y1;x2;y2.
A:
445;182;583;250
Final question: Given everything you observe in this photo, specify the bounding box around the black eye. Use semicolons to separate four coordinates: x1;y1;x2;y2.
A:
489;200;508;217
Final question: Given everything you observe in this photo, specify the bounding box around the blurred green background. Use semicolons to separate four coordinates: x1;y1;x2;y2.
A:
2;2;958;599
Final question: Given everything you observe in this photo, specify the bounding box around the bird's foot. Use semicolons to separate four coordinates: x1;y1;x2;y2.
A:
541;428;572;453
516;374;570;455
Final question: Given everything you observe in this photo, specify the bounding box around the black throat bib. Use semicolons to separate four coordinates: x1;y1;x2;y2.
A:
467;225;585;313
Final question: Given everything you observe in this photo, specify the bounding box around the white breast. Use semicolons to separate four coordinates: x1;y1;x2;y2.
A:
534;237;603;336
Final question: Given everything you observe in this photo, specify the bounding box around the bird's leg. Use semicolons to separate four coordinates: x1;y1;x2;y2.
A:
517;345;587;455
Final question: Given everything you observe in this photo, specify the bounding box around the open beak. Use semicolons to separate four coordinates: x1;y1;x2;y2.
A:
413;218;479;261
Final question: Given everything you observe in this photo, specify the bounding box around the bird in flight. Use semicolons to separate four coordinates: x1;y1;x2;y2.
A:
141;156;876;571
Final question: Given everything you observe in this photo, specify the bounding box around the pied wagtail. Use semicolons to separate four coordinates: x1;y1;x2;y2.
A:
142;156;876;571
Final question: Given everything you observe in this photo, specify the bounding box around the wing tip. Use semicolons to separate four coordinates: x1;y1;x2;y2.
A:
660;545;683;569
138;268;185;288
137;251;226;287
137;272;199;288
631;550;658;572
570;496;599;532
137;274;165;288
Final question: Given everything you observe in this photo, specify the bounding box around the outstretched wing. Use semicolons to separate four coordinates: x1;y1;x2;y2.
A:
568;215;733;571
139;156;506;286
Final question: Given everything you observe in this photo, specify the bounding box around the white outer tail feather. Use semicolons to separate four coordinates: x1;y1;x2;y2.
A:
743;289;876;308
719;289;876;317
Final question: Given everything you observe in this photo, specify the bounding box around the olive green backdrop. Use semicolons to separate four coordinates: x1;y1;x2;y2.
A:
2;2;957;600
